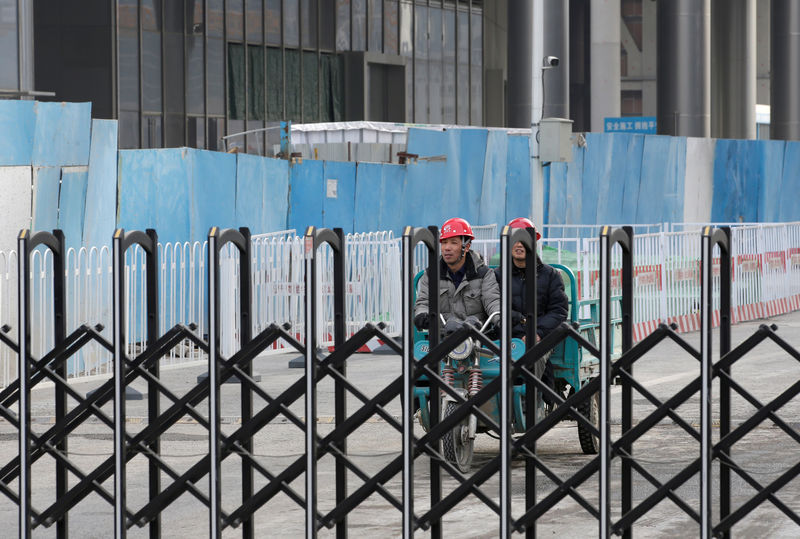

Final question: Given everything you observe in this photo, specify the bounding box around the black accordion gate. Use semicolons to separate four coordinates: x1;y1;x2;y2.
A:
0;225;798;538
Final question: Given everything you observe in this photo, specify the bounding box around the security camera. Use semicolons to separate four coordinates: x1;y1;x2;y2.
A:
543;56;560;68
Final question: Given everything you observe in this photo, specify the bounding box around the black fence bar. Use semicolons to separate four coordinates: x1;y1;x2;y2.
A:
599;226;633;538
4;224;799;537
401;226;438;538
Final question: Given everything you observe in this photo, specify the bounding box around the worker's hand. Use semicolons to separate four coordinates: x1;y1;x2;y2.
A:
511;311;524;326
443;318;466;335
414;312;430;331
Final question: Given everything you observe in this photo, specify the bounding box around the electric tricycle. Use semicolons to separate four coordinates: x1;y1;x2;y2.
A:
412;264;618;472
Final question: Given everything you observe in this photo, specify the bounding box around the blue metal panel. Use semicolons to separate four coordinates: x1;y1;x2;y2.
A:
32;102;92;167
236;153;267;233
83;120;119;249
478;130;507;226
353;162;383;233
117;150;158;233
192;149;237;241
638;135;686;224
619;135;645;223
0;100;35;165
322;160;357;233
757;140;786;221
778;142;800;222
155;149;193;245
546;161;569;228
580;133;612;226
506;135;532;224
288;160;324;231
457;130;490;222
32;167;61;231
263;157;290;232
58;168;89;251
564;144;585;228
380;164;408;233
711;139;760;223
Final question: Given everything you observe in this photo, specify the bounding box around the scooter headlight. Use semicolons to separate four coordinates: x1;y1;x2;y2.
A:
448;337;474;361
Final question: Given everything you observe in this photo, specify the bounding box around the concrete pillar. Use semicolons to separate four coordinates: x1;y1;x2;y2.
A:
508;0;533;127
543;0;569;119
590;0;621;132
657;0;711;137
18;0;34;92
771;0;800;140
712;0;756;139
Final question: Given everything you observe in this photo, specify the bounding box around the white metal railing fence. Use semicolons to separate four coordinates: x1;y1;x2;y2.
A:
5;223;800;388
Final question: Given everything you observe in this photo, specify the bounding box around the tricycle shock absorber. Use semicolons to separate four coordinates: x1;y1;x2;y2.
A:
441;362;455;396
468;367;483;396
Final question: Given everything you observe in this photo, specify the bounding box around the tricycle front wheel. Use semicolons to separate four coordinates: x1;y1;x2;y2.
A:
442;401;474;473
577;390;600;454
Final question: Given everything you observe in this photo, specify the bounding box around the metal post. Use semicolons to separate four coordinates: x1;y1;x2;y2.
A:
304;227;318;538
52;230;68;539
718;227;732;539
145;229;161;539
332;228;347;539
524;227;537;539
208;228;222;539
113;229;128;539
700;227;713;539
401;228;415;538
426;225;441;539
620;226;634;539
599;227;612;538
239;227;254;539
500;229;512;538
17;230;31;539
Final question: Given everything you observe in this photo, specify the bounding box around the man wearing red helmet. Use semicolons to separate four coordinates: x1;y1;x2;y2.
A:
414;217;501;334
496;218;568;406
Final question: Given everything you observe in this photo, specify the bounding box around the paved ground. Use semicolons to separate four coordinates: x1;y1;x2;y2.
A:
1;312;799;537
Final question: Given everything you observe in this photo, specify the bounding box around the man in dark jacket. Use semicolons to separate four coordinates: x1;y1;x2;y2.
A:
414;217;501;334
494;218;569;405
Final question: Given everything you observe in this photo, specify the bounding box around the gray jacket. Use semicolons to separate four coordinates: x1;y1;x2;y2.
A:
414;250;501;328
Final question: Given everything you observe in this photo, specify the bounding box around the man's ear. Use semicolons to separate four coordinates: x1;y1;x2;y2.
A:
463;239;472;252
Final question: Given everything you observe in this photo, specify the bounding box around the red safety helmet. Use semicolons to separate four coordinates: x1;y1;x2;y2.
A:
508;217;541;240
440;217;474;241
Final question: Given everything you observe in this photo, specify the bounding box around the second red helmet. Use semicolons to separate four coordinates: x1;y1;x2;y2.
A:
440;217;474;241
508;217;541;240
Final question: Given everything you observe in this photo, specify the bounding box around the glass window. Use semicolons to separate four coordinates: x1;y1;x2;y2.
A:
352;0;366;51
285;49;301;119
188;116;205;148
208;0;224;37
302;51;318;121
442;7;455;123
118;0;138;29
164;0;183;32
322;53;345;121
266;0;281;45
336;0;350;51
320;1;335;50
208;37;225;115
141;115;163;149
428;6;442;123
208;117;225;150
247;127;265;155
165;113;185;147
457;9;468;124
118;26;139;111
164;33;184;114
227;0;243;41
267;47;283;120
141;32;163;112
470;11;481;125
368;0;382;52
228;43;246;120
301;0;318;49
141;0;162;31
119;111;140;149
186;35;205;114
400;1;413;121
383;0;398;55
188;0;204;32
414;5;428;122
249;45;266;120
284;0;300;47
247;0;263;43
